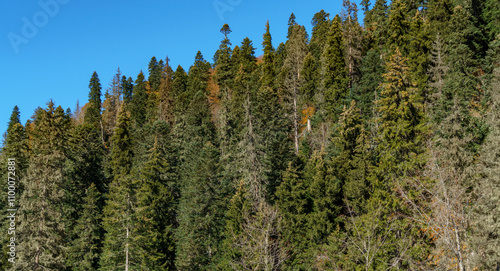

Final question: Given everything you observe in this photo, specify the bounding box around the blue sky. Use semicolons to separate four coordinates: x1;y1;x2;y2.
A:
0;0;352;138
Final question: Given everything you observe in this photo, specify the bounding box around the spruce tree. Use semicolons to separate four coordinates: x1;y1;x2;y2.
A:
321;14;348;121
474;64;500;269
331;100;371;212
369;48;430;268
86;71;103;127
0;106;27;269
341;0;363;86
14;102;70;270
310;10;330;60
276;160;312;269
67;183;102;270
261;20;275;89
135;120;178;270
99;105;143;271
175;51;227;270
131;71;148;128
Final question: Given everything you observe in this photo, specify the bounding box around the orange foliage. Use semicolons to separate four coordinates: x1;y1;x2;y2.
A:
207;68;220;121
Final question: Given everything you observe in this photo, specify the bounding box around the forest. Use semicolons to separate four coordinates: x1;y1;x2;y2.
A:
1;0;499;270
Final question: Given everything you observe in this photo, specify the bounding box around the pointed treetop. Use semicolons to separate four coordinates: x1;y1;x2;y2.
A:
85;71;102;126
8;105;21;131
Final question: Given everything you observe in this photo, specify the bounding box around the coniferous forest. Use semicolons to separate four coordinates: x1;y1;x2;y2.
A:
1;0;500;270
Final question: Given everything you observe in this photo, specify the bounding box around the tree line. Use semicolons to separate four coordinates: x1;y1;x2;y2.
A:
1;0;499;269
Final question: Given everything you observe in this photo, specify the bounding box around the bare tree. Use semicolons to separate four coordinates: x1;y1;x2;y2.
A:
398;146;478;271
229;202;288;271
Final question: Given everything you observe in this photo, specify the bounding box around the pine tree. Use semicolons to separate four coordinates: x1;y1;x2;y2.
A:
67;183;102;270
14;102;70;270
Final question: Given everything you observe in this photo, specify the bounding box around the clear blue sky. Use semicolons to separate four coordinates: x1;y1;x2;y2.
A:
0;0;353;138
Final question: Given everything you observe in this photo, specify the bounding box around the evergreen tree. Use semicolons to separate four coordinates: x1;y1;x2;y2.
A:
99;105;143;271
148;56;163;93
131;71;148;128
365;0;389;52
310;10;330;60
67;183;102;270
175;51;227;270
331;100;371;212
474;62;500;269
135;120;178;270
86;71;103;127
169;65;187;115
121;75;134;107
261;20;275;89
158;57;174;123
341;0;363;86
283;24;308;154
276;160;312;269
369;48;431;268
350;49;385;121
0;106;27;269
287;13;297;39
321;14;348;121
14;102;70;270
102;68;123;142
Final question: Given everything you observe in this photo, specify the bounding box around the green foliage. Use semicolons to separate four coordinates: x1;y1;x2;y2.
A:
6;6;499;270
15;102;71;270
67;183;102;270
261;21;275;89
321;15;348;121
310;10;330;60
131;71;148;127
331;101;371;212
135;121;178;270
85;71;103;127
